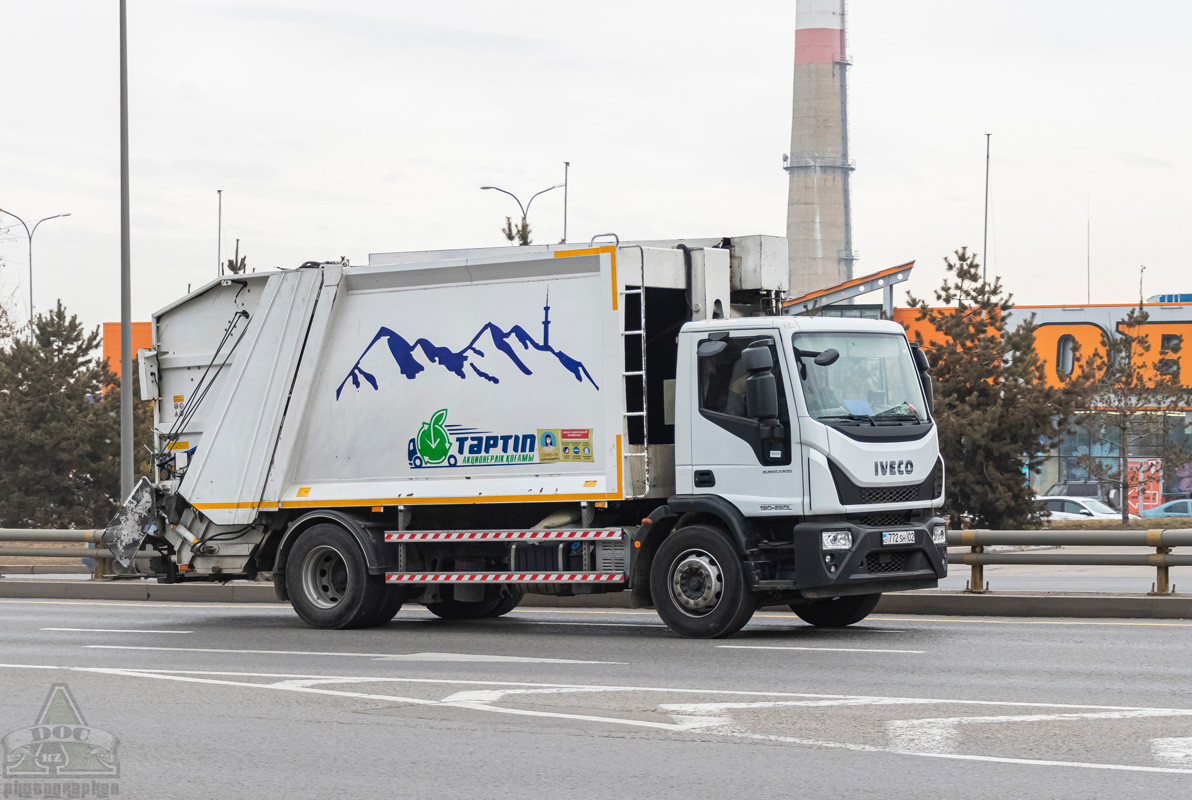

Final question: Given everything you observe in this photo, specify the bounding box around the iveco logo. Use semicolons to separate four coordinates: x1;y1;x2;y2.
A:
875;460;913;477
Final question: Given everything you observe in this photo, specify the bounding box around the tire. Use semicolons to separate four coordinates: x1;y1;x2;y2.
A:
425;585;502;620
790;593;881;627
358;586;405;627
650;525;756;639
483;587;525;618
285;523;391;629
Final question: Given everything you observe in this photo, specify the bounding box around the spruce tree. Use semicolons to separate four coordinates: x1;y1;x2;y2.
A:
0;302;153;528
908;248;1091;528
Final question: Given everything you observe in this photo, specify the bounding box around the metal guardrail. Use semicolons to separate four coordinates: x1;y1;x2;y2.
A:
2;527;1187;595
947;529;1189;595
0;528;146;579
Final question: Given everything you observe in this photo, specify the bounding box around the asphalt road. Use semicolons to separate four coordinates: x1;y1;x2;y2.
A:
2;599;1191;799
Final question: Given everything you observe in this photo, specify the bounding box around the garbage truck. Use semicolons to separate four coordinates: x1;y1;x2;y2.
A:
104;234;947;638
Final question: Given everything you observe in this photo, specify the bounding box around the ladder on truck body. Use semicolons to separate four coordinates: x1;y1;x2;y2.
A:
591;234;649;499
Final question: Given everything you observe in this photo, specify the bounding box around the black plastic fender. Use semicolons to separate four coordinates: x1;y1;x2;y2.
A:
664;495;758;555
271;510;390;602
629;496;757;608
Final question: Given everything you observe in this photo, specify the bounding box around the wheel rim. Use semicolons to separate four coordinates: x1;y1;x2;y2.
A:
301;545;350;609
668;549;724;617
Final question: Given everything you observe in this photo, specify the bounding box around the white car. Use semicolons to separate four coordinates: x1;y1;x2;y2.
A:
1040;496;1140;521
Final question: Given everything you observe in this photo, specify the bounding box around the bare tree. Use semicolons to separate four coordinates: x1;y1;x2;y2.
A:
1075;304;1192;523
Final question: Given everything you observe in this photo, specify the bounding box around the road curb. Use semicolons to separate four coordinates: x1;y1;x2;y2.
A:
873;591;1192;619
2;580;1192;618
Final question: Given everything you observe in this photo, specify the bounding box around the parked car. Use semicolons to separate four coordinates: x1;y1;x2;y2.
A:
1044;481;1121;511
1140;499;1192;519
1039;496;1140;521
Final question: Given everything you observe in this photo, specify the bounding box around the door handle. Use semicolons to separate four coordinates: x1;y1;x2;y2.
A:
694;470;716;488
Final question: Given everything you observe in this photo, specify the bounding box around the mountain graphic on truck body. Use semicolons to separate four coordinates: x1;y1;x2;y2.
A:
335;298;599;399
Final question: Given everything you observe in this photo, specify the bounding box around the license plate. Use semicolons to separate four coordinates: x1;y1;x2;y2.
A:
882;531;915;546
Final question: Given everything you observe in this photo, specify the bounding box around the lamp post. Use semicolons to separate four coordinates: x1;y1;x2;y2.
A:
0;209;72;340
480;183;564;245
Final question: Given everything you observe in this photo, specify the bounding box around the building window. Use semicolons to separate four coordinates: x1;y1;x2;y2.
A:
1056;334;1076;379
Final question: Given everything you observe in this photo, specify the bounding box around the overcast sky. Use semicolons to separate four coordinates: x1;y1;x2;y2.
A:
1;0;1189;333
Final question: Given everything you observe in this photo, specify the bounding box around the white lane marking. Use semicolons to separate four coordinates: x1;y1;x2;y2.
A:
718;645;925;654
6;663;1192;773
887;710;1192;756
715;728;1192;775
1152;738;1192;766
42;628;192;634
376;652;613;664
21;664;1183;713
82;645;619;665
662;698;944;713
5;663;1192;774
75;667;703;732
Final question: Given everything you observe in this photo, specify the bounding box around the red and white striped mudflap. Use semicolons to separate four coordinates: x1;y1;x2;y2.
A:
383;529;622;543
385;572;625;584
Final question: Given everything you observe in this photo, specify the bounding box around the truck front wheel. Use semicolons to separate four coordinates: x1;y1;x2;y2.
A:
650;525;756;639
790;593;881;627
286;524;396;629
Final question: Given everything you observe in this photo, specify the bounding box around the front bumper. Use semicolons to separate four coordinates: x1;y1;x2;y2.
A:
752;517;947;598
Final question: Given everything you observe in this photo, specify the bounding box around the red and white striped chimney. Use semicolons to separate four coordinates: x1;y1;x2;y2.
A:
786;0;856;297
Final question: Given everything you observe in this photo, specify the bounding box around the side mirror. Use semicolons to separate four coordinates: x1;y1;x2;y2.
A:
745;372;779;420
698;340;728;358
911;342;931;373
1079;509;1093;517
920;373;934;415
741;345;773;372
813;348;840;367
740;346;779;420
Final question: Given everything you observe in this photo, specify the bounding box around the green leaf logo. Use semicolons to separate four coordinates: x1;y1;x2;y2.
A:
416;408;452;465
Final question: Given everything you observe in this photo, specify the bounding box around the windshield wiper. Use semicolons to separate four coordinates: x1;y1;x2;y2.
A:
873;412;922;423
818;414;877;426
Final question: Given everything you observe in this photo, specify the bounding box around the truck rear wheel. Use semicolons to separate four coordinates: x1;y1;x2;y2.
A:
286;524;393;629
483;587;525;618
425;586;524;619
650;525;756;639
790;593;881;627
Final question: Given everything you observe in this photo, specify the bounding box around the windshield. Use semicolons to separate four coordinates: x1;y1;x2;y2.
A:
1083;499;1117;514
792;332;927;423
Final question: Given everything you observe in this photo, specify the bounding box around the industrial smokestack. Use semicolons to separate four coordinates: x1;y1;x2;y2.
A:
785;0;856;297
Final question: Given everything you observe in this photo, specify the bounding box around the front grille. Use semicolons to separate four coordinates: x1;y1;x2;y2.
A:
866;552;906;574
858;511;913;527
859;484;919;504
829;458;944;505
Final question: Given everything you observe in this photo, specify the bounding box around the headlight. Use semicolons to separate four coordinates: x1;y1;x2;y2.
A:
932;525;947;545
821;531;853;550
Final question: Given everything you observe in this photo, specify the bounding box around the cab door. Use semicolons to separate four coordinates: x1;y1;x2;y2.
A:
685;330;803;516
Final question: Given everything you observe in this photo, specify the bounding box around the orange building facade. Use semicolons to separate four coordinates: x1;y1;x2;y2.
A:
101;322;152;377
890;301;1192;505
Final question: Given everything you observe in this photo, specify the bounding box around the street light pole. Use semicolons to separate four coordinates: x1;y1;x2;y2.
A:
0;209;72;340
480;183;564;245
120;0;134;499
